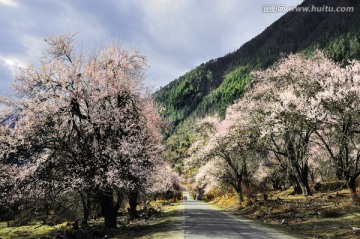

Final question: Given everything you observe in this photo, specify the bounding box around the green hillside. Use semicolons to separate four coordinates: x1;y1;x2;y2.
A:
154;0;360;170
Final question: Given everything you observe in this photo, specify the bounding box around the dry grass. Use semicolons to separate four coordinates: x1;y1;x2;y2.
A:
0;201;183;239
0;222;70;239
210;181;360;239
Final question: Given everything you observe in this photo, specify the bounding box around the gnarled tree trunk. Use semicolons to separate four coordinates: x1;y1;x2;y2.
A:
347;176;359;202
79;192;91;225
97;189;122;228
128;190;139;219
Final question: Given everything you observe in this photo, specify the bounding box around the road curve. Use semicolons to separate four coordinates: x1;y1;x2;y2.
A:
182;191;303;239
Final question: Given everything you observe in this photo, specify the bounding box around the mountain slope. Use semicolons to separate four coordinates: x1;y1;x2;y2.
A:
154;0;360;170
155;0;360;126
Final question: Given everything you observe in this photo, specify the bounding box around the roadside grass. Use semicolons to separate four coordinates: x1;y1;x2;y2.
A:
0;201;184;239
0;222;70;239
209;181;360;239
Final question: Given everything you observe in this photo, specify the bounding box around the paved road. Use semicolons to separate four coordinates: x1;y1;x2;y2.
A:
182;191;302;239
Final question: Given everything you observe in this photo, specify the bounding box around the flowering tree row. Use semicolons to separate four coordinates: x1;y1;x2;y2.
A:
186;50;360;203
0;34;180;228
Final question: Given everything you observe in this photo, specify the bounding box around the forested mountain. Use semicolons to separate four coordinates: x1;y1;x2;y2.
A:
154;0;360;171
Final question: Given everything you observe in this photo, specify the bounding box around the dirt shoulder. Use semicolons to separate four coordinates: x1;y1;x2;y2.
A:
209;181;360;239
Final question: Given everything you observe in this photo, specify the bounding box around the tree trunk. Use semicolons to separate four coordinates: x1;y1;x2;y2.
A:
97;189;119;228
103;207;117;228
347;176;358;202
292;179;302;194
79;192;90;225
298;180;312;196
242;162;250;188
128;190;139;219
238;191;244;203
286;136;312;196
236;176;244;204
301;164;312;196
82;199;90;225
294;164;312;196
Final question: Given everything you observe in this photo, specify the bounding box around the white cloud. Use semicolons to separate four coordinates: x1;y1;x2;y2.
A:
0;55;26;75
0;0;305;92
0;0;18;8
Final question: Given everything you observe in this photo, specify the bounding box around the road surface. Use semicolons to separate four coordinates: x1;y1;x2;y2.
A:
182;191;303;239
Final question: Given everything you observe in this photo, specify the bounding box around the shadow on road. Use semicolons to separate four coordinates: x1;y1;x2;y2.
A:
184;199;302;239
116;203;183;239
184;200;275;239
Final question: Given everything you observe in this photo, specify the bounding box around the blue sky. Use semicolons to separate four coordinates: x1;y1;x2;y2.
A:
0;0;303;93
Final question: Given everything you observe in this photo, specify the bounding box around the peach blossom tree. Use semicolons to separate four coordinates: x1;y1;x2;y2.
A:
186;96;265;203
252;50;360;199
311;55;360;201
0;34;166;227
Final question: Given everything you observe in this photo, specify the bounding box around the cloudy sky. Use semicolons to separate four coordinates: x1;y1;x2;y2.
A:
0;0;304;93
